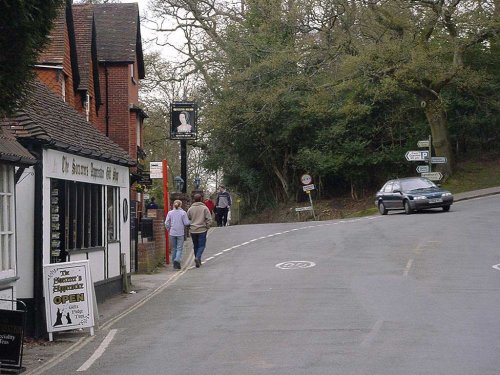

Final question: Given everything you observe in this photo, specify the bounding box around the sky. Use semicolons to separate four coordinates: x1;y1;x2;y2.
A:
124;0;183;60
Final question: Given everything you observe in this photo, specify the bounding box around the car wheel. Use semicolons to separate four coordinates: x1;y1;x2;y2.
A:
404;200;412;215
442;205;450;212
378;202;388;215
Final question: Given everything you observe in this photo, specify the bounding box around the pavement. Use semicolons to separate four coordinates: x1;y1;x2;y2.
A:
16;186;500;374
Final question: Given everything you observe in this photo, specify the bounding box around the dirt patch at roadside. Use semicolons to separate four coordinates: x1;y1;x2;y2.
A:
241;195;376;224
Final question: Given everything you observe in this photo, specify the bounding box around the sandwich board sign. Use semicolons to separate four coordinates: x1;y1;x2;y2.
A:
43;260;95;341
0;299;26;372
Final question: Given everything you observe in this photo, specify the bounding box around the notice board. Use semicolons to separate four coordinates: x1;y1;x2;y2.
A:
43;260;95;340
0;306;25;368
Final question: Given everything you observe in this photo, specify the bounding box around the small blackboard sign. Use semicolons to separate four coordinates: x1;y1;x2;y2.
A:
0;307;25;368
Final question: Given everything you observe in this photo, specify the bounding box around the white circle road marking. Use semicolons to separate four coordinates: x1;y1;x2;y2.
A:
200;216;381;267
275;261;316;270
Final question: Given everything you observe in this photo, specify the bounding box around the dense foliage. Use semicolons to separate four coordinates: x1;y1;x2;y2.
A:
0;0;65;116
146;0;499;210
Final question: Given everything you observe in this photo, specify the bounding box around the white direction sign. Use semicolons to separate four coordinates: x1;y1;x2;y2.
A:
431;156;447;164
417;140;430;148
295;206;313;212
405;150;429;161
416;165;430;173
149;161;163;179
302;184;315;191
421;172;443;181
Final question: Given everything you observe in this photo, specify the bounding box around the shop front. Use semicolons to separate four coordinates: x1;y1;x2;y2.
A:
43;149;131;299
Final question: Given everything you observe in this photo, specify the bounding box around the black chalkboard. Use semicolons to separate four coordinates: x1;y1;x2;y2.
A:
0;304;25;369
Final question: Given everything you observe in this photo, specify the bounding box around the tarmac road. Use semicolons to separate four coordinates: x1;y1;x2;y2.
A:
21;187;500;375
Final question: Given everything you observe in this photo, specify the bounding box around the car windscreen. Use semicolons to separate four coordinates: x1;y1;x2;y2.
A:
401;178;436;191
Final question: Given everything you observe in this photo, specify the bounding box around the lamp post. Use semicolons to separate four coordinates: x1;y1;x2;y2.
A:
193;176;201;191
174;176;184;192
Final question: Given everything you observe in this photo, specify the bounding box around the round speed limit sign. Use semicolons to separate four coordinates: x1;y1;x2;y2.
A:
300;174;312;185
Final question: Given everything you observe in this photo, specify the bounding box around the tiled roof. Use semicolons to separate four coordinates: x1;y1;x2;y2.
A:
72;5;93;91
4;80;135;167
0;126;36;165
37;8;66;65
37;2;80;90
92;3;145;78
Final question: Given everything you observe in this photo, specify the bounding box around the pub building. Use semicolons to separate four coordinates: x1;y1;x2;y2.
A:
4;81;135;336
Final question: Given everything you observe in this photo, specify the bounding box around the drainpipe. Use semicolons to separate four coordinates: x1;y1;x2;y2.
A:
32;148;45;338
105;62;109;137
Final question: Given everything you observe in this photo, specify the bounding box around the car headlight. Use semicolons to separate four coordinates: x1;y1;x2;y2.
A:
441;192;452;197
413;195;426;200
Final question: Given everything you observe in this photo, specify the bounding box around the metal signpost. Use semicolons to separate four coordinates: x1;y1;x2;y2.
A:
298;175;317;220
406;135;447;181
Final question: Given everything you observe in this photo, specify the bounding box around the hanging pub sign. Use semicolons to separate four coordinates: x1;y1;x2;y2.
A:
170;101;197;140
43;260;96;341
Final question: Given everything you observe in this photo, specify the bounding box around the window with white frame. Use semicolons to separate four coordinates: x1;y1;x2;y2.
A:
0;164;16;278
50;179;104;263
107;186;119;242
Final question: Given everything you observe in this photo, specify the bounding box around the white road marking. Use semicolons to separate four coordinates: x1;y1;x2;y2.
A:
493;264;500;271
360;320;384;348
403;259;414;277
77;329;117;371
214;252;223;256
275;261;316;270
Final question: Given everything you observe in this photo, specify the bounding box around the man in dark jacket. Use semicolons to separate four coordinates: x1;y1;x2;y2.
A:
215;185;231;227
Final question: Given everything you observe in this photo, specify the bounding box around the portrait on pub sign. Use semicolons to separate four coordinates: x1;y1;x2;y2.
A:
170;103;197;140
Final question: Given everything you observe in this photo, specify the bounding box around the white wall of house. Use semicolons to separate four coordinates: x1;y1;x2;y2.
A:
15;166;36;299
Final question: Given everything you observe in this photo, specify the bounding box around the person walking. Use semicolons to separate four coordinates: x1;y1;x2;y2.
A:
187;193;212;268
165;200;190;270
215;185;232;227
147;197;158;210
204;195;215;216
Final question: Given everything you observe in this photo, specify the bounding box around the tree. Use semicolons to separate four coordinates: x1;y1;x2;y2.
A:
0;0;65;115
144;0;499;210
348;0;499;176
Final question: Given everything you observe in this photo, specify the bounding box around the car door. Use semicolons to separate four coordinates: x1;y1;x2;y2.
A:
379;182;394;208
391;181;404;209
